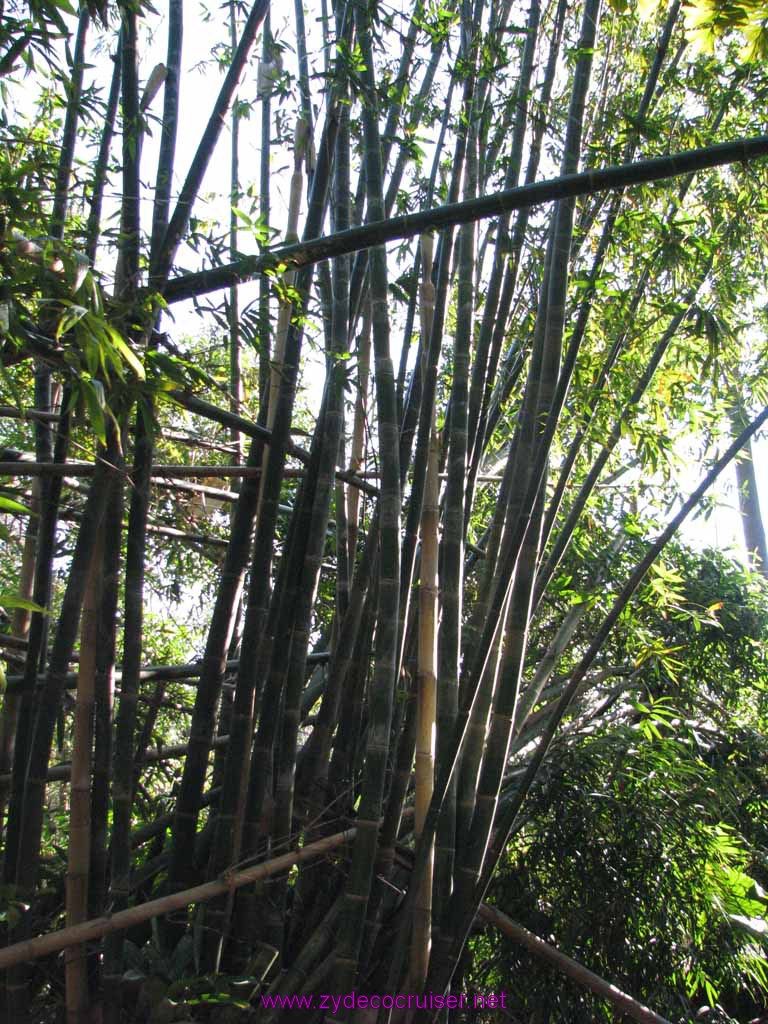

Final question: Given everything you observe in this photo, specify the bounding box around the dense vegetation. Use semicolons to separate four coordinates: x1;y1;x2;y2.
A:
1;0;767;1022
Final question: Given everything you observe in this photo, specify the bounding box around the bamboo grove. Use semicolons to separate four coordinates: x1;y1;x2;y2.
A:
1;0;768;1021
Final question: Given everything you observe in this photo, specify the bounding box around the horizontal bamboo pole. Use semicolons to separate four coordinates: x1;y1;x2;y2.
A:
0;458;377;496
168;391;379;496
0;735;231;785
0;405;60;422
0;827;356;969
163;134;768;303
4;652;330;694
0;461;306;479
477;904;672;1024
0;634;28;652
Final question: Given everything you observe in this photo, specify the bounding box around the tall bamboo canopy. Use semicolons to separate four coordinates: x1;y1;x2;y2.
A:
1;0;768;1022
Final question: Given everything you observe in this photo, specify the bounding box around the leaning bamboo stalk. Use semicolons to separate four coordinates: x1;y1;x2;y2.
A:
0;828;358;971
161;133;768;304
64;524;103;1024
441;401;768;999
153;0;270;281
534;270;709;603
476;904;673;1024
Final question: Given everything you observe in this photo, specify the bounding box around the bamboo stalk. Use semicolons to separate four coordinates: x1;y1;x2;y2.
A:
435;24;479;935
154;0;270;282
89;473;123;928
2;403;71;889
0;735;230;786
64;524;103;1024
101;15;146;998
49;7;90;239
412;257;439;981
162;133;768;303
476;904;673;1024
7;452;116;1023
439;401;768;1001
330;1;401;1002
85;41;121;264
0;828;358;971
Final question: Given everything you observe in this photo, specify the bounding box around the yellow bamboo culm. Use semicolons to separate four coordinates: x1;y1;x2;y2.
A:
412;232;437;990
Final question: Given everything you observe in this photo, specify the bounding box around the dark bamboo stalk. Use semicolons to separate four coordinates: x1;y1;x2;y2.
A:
228;0;243;464
426;402;768;1002
435;27;479;938
89;471;122;928
7;450;116;1023
154;0;270;282
330;1;401;1002
2;404;70;889
64;522;103;1024
85;45;121;264
102;11;145;1010
49;7;90;239
160;134;768;305
148;0;183;282
257;10;272;411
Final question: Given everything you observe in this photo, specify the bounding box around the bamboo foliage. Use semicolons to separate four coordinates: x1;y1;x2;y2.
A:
3;2;768;1021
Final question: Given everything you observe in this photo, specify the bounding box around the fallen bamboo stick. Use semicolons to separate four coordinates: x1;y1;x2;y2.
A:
0;827;357;969
477;904;673;1024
